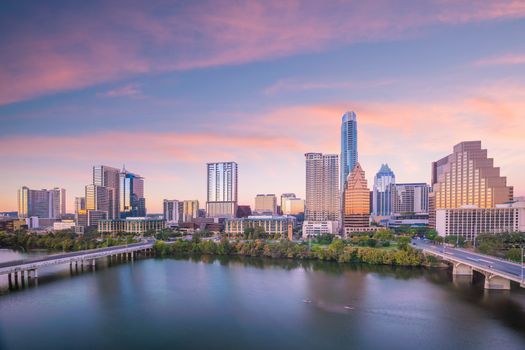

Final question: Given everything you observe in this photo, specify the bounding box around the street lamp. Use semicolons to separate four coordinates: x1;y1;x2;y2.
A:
521;246;524;283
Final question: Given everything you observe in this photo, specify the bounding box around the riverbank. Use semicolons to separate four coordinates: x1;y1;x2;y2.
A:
153;238;443;267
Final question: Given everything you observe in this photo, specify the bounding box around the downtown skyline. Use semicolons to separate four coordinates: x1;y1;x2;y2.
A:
2;1;525;213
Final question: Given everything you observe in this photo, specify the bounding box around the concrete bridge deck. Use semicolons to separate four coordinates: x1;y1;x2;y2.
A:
0;240;154;285
412;239;525;290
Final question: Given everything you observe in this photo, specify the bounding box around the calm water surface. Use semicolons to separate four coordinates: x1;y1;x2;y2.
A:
0;249;525;350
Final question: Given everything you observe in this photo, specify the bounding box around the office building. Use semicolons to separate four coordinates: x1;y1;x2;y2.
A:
435;202;525;240
343;163;370;228
93;165;120;218
282;197;305;216
391;183;430;214
305;153;340;221
163;199;180;225
387;213;429;229
225;216;296;239
85;184;115;219
372;164;395;217
280;193;296;213
17;186;66;219
120;169;146;218
340;111;358;190
430;141;514;227
98;217;166;234
53;220;76;231
254;194;277;215
182;200;199;222
236;205;252;218
206;162;238;218
302;221;340;239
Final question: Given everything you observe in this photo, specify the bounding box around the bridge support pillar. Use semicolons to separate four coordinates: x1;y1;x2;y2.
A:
453;263;473;276
131;251;134;262
34;269;38;278
92;259;96;268
484;274;511;290
8;273;12;287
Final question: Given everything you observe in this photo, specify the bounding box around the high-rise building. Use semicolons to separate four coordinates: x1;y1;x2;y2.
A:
163;199;180;225
74;197;86;212
119;169;146;218
372;164;395;217
282;197;305;216
182;200;199;222
93;165;120;218
17;186;66;219
343;163;370;228
340;111;358;190
305;153;340;221
391;183;430;214
430;141;513;227
254;194;277;215
85;184;115;220
206;162;238;218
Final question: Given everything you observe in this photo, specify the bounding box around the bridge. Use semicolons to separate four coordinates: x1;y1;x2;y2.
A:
412;239;525;290
0;241;154;287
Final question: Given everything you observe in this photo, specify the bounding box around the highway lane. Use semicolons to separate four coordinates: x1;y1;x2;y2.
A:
412;239;524;279
0;241;153;269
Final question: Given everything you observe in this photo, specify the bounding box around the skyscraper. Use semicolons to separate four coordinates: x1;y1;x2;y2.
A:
305;153;340;221
85;184;114;220
391;183;430;214
430;141;513;227
340;111;358;190
372;164;395;217
343;163;370;228
206;162;238;218
93;165;120;218
163;199;180;225
17;186;66;219
280;193;296;213
119;168;146;218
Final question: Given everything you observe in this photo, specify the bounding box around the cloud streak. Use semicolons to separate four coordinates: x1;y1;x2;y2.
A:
1;0;525;105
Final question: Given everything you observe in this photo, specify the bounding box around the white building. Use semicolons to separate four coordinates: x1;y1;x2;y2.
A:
53;220;76;231
206;162;238;218
302;221;339;239
435;201;525;240
225;215;295;239
282;197;305;215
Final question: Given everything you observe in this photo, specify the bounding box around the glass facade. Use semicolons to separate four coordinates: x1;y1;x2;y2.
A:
119;170;146;218
340;111;358;190
372;164;395;216
206;162;238;218
343;163;370;227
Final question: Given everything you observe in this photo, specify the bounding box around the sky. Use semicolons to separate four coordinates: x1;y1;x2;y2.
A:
1;0;525;213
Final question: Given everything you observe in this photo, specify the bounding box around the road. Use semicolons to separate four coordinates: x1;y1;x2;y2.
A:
412;239;524;280
0;240;154;269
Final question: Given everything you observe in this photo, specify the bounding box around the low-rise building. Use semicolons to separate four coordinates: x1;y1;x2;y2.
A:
435;201;525;240
53;220;76;231
387;213;429;229
98;217;166;234
344;226;382;237
225;215;295;239
302;221;339;239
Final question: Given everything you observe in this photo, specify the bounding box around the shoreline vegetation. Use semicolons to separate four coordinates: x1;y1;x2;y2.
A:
153;235;442;267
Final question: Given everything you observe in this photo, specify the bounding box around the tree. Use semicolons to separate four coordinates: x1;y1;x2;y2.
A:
397;236;411;250
506;247;522;262
426;229;438;241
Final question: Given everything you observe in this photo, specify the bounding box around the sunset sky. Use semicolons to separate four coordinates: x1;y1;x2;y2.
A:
1;0;525;213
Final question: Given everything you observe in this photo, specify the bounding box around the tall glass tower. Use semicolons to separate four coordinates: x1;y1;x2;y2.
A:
119;168;146;218
372;164;395;217
206;162;238;218
340;111;358;190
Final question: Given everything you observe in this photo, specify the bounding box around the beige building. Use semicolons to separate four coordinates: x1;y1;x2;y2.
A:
302;221;339;238
430;141;513;227
282;197;305;215
254;194;277;215
225;216;295;239
305;153;340;221
98;217;166;234
343;163;370;228
436;201;525;240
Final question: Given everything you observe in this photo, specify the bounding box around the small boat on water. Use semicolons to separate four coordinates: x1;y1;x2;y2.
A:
303;299;312;303
344;305;354;310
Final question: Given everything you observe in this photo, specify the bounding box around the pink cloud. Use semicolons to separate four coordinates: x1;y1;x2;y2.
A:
474;53;525;66
2;1;525;105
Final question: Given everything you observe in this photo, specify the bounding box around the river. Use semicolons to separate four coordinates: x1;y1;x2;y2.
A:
0;249;524;349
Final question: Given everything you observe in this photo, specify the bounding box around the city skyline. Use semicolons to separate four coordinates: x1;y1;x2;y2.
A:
2;1;525;212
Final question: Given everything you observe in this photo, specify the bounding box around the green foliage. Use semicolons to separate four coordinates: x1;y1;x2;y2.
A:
476;232;525;258
152;236;427;266
397;236;411;250
315;234;334;245
506;247;523;262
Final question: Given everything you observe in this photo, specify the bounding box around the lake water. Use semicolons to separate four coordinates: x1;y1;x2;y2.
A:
0;250;525;349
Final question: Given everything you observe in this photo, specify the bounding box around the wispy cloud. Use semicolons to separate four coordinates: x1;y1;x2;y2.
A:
263;79;395;95
1;0;525;105
99;84;142;98
474;53;525;66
